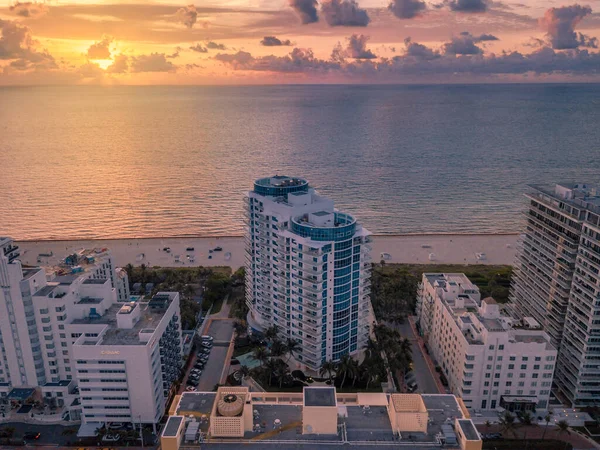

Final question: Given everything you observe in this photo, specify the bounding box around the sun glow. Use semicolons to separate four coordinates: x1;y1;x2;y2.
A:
93;59;113;70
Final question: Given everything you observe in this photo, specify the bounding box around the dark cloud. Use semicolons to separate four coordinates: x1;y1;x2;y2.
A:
129;53;176;72
345;34;377;59
9;2;49;19
388;0;427;19
403;37;441;60
206;41;226;50
167;47;182;58
289;0;319;24
106;54;128;73
321;0;370;27
261;36;293;46
447;0;488;13
78;61;104;78
539;5;597;50
442;32;498;55
189;43;208;53
86;35;112;60
0;18;55;71
214;37;600;79
175;4;197;29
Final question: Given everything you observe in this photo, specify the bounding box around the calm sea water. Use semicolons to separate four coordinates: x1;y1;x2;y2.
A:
1;84;599;240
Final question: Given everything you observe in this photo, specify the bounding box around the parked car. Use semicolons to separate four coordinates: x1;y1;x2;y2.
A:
187;379;199;387
23;432;41;440
186;386;197;392
195;363;205;370
186;247;195;251
201;335;214;342
213;247;223;252
163;247;171;252
102;434;121;443
108;422;125;430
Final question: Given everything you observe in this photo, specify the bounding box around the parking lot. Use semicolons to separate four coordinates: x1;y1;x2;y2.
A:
182;319;234;393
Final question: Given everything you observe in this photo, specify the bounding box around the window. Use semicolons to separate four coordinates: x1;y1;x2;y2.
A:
509;356;516;361
498;345;504;350
544;364;554;370
535;356;541;361
484;381;490;387
522;356;529;361
481;400;487;409
518;382;525;387
487;365;492;370
496;365;502;370
485;373;491;379
488;356;493;361
489;345;494;350
517;390;523;395
508;364;514;369
483;390;488;395
504;390;511;394
534;365;540;370
521;364;527;370
466;355;475;361
519;373;526;378
506;381;512;386
494;374;500;379
493;382;499;387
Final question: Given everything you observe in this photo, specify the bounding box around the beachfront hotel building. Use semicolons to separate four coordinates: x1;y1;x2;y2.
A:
0;237;182;430
511;183;600;407
244;176;373;370
417;273;557;412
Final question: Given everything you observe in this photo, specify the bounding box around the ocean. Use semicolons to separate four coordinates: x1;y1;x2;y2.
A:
1;84;599;240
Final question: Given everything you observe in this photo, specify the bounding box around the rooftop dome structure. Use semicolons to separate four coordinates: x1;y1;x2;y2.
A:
217;393;244;417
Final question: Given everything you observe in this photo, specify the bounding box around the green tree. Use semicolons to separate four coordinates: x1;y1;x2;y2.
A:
498;411;517;438
265;358;278;386
252;346;269;369
319;360;336;382
517;410;534;427
275;359;289;388
556;419;570;438
542;413;552;440
264;325;280;344
284;338;301;363
239;365;250;382
270;339;286;358
337;354;358;389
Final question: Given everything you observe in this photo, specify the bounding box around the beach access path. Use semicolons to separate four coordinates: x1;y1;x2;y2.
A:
16;233;518;270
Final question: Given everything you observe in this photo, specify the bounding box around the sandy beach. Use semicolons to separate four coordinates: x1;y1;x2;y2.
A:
14;234;519;270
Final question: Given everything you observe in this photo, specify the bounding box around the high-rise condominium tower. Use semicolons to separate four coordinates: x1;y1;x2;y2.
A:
511;183;600;406
245;176;373;371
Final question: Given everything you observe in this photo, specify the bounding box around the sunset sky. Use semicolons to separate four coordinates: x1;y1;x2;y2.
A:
1;0;599;84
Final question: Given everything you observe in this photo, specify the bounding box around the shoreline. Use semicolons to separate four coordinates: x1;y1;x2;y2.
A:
15;234;519;269
14;232;520;243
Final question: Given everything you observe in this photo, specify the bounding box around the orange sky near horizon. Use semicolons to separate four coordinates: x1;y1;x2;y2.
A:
1;0;599;84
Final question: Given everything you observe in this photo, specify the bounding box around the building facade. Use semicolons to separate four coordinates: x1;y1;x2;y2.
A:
511;183;600;406
417;273;557;412
244;176;373;370
0;238;182;428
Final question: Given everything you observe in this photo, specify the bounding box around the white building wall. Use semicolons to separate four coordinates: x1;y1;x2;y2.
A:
418;273;557;412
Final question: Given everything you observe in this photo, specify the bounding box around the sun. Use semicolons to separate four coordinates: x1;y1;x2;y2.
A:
94;59;113;70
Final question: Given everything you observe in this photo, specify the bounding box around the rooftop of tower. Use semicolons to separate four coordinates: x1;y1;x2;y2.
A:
253;176;309;197
528;183;600;216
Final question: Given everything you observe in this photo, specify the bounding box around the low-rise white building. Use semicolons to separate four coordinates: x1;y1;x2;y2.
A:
417;273;557;413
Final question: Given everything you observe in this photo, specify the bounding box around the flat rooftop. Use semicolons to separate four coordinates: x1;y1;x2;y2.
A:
304;387;336;407
33;284;57;297
22;267;42;280
458;419;479;440
83;278;108;285
72;300;172;346
163;416;183;437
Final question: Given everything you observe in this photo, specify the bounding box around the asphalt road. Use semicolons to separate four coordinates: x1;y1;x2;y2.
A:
394;321;439;394
0;422;78;446
182;319;234;392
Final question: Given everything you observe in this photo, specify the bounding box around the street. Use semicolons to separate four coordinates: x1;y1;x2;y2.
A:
0;422;78;446
393;319;441;394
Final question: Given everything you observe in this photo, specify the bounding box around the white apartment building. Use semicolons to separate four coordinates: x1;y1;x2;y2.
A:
417;273;557;412
245;176;373;370
512;183;600;406
0;237;182;429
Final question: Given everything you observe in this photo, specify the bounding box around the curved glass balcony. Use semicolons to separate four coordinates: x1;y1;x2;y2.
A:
291;212;357;242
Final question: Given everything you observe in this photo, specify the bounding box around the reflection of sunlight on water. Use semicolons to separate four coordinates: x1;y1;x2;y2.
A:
1;85;598;240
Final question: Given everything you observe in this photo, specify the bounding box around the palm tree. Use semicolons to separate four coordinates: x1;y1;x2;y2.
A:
542;413;552;440
252;346;269;369
498;411;517;438
319;360;336;382
270;339;286;358
264;325;280;343
239;365;250;382
233;320;247;336
337;354;357;389
518;410;534;427
350;358;360;387
265;359;278;386
556;419;570;439
285;338;301;363
275;359;290;388
125;263;134;283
